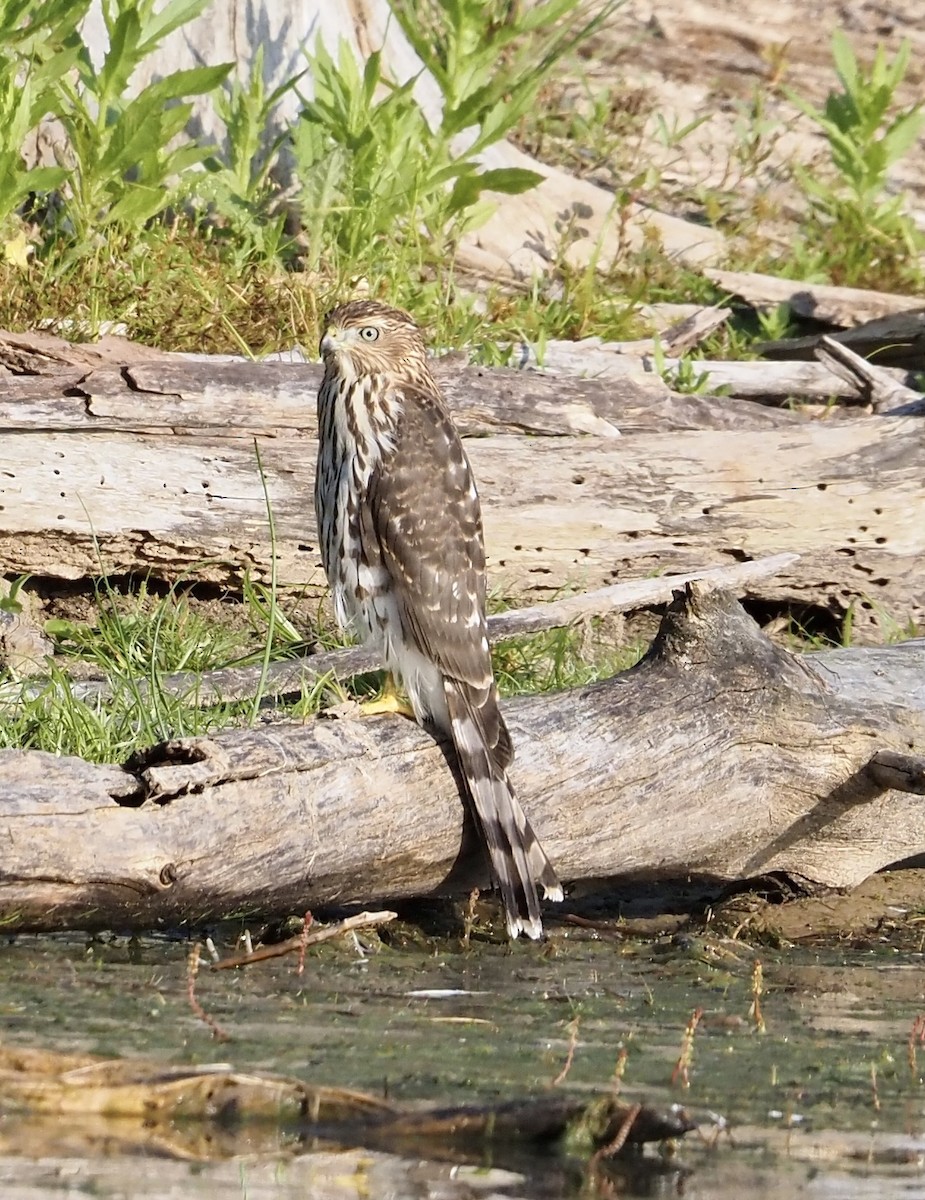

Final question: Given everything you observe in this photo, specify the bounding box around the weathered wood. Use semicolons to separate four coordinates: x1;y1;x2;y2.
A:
512;339;918;405
2;365;921;636
758;308;925;370
0;355;802;436
704;269;925;327
640;353;919;404
0;328;174;373
1;586;923;935
814;336;925;416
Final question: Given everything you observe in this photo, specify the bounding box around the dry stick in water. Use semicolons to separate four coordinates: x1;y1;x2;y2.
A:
870;1063;881;1113
461;887;480;949
296;909;314;976
590;1102;643;1166
750;959;766;1033
211;910;397;970
551;1016;581;1087
611;1046;628;1093
671;1008;703;1088
908;1014;925;1078
187;942;231;1042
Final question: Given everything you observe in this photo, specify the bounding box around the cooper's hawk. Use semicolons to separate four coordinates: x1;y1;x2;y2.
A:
315;299;562;939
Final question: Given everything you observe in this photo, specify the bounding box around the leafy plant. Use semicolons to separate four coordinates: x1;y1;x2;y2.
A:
199;45;305;265
53;0;231;240
788;31;925;288
393;0;618;152
293;39;540;276
295;1;618;281
0;574;30;615
650;337;715;395
0;0;90;234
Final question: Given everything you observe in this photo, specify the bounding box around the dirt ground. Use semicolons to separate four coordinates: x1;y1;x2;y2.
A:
575;1;925;241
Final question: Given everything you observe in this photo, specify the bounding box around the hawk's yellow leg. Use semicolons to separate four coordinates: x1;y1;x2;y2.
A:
360;671;416;719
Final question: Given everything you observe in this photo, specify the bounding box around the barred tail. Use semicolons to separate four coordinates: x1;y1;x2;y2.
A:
444;678;562;940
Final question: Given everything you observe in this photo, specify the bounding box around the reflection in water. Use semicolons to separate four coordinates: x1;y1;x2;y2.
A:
2;909;925;1197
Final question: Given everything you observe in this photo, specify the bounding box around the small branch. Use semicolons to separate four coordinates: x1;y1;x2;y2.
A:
488;552;798;641
815;335;924;414
550;1017;581;1087
211;910;397;970
187;943;231;1041
590;1102;643;1165
865;750;925;796
31;552;798;708
660;306;732;356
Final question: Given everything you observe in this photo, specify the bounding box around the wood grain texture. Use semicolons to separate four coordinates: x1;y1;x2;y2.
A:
1;588;923;934
1;361;920;637
704;269;925;327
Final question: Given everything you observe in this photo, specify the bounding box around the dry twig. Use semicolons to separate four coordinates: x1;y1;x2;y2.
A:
211;910;396;970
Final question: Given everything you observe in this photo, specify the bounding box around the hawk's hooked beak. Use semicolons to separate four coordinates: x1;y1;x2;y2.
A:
320;327;340;357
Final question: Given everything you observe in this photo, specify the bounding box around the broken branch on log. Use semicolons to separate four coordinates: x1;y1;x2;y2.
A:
814;335;925;415
865;751;925;796
16;551;796;706
758;307;925;370
1;585;923;935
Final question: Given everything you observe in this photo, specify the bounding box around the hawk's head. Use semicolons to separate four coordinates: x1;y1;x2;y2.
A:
320;300;428;378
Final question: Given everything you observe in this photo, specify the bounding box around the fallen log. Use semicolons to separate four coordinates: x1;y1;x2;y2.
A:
2;364;921;637
0;350;800;436
0;1044;692;1163
703;269;925;327
1;585;923;935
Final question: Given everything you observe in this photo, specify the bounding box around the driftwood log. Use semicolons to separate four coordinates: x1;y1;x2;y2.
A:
704;269;925;327
2;585;924;935
1;355;923;639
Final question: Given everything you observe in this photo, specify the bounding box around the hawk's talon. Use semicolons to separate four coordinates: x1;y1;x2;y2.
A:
358;693;416;719
319;675;416;721
360;672;416;720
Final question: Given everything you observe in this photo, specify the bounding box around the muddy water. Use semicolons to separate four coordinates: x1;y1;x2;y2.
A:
2;906;925;1199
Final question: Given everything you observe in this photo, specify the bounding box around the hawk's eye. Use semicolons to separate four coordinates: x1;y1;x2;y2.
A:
358;326;380;342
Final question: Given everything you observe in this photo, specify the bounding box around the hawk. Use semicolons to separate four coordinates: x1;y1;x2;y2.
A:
315;299;562;939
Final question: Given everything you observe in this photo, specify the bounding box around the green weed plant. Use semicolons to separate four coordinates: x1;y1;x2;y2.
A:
788;31;925;289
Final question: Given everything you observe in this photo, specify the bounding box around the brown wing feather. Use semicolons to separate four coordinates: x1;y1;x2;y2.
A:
364;379;560;935
365;384;493;683
364;382;513;768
